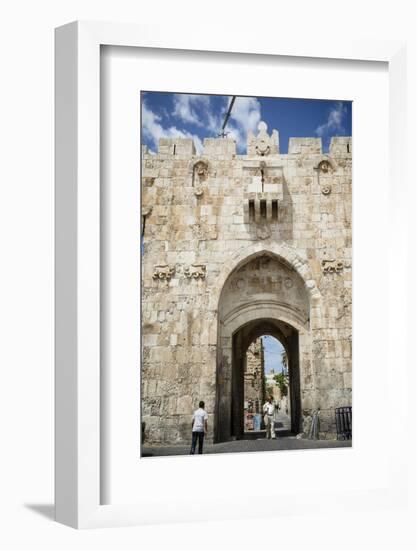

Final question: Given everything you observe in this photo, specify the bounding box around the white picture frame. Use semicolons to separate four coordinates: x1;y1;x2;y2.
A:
55;21;407;529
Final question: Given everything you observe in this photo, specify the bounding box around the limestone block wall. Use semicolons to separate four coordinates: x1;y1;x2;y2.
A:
141;125;352;444
244;339;265;406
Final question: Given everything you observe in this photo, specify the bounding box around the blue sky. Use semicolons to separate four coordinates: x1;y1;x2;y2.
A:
141;91;352;154
262;336;285;374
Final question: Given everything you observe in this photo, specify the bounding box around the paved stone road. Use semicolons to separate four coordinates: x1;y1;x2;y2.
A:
142;436;351;457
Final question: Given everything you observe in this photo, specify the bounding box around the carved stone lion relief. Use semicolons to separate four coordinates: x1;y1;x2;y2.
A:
184;264;207;279
152;264;175;281
321;259;344;274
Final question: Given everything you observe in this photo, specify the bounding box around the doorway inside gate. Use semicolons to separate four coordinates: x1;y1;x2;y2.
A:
232;319;301;440
242;335;292;438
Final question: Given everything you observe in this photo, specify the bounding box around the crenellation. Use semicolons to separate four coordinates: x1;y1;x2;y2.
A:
288;137;322;155
203;137;236;158
329;136;352;155
157;137;196;157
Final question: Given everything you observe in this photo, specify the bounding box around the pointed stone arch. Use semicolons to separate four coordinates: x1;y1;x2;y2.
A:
214;244;321;442
214;242;321;308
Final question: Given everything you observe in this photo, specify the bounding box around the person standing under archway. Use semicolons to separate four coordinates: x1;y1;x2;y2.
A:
263;395;276;439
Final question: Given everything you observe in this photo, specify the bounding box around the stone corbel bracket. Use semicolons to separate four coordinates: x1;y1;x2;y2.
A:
184;264;207;279
142;206;153;217
152;264;175;281
194;184;204;197
141;206;153;236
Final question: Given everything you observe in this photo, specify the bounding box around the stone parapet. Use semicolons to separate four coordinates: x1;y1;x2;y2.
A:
157;137;196;157
288;137;322;155
202;137;236;158
329;136;352;155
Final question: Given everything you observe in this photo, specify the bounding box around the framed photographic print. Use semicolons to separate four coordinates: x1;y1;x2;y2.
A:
139;90;353;457
55;21;407;528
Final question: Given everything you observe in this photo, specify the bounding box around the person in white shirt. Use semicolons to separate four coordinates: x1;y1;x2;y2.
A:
263;396;276;439
190;401;208;455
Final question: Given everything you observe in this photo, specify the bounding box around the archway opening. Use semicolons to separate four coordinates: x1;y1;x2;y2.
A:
243;338;265;431
231;319;301;440
243;335;292;437
215;251;310;443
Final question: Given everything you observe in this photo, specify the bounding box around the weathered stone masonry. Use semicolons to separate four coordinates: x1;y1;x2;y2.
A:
141;122;352;444
244;339;265;408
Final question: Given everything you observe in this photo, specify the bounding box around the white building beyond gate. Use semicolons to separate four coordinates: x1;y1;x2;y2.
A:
141;122;352;444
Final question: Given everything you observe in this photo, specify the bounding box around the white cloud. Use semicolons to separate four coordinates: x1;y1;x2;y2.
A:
315;102;347;138
143;94;262;155
230;97;261;133
142;102;203;154
172;94;210;127
172;93;224;137
227;96;262;152
142;103;165;144
206;109;222;134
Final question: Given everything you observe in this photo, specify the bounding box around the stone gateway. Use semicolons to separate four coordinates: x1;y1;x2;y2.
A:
141;122;352;445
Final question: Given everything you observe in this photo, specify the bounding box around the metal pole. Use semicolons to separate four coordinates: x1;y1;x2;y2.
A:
219;95;236;137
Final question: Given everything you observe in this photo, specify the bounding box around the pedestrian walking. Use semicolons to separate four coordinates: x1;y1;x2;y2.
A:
263;395;276;439
190;400;208;454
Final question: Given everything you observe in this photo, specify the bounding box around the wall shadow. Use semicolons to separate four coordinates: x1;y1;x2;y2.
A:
24;503;55;521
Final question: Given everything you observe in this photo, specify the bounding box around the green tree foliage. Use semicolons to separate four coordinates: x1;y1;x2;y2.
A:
273;372;288;397
265;385;274;397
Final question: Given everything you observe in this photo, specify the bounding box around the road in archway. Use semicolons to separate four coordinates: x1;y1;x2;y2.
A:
274;410;292;434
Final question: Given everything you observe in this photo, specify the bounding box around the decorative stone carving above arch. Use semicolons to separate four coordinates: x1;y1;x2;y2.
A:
189;159;209;183
152;264;175;282
314;156;336;174
194;185;204;197
189;159;209;196
184;264;207;279
214;242;321;309
219;256;311;332
247;121;279;156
